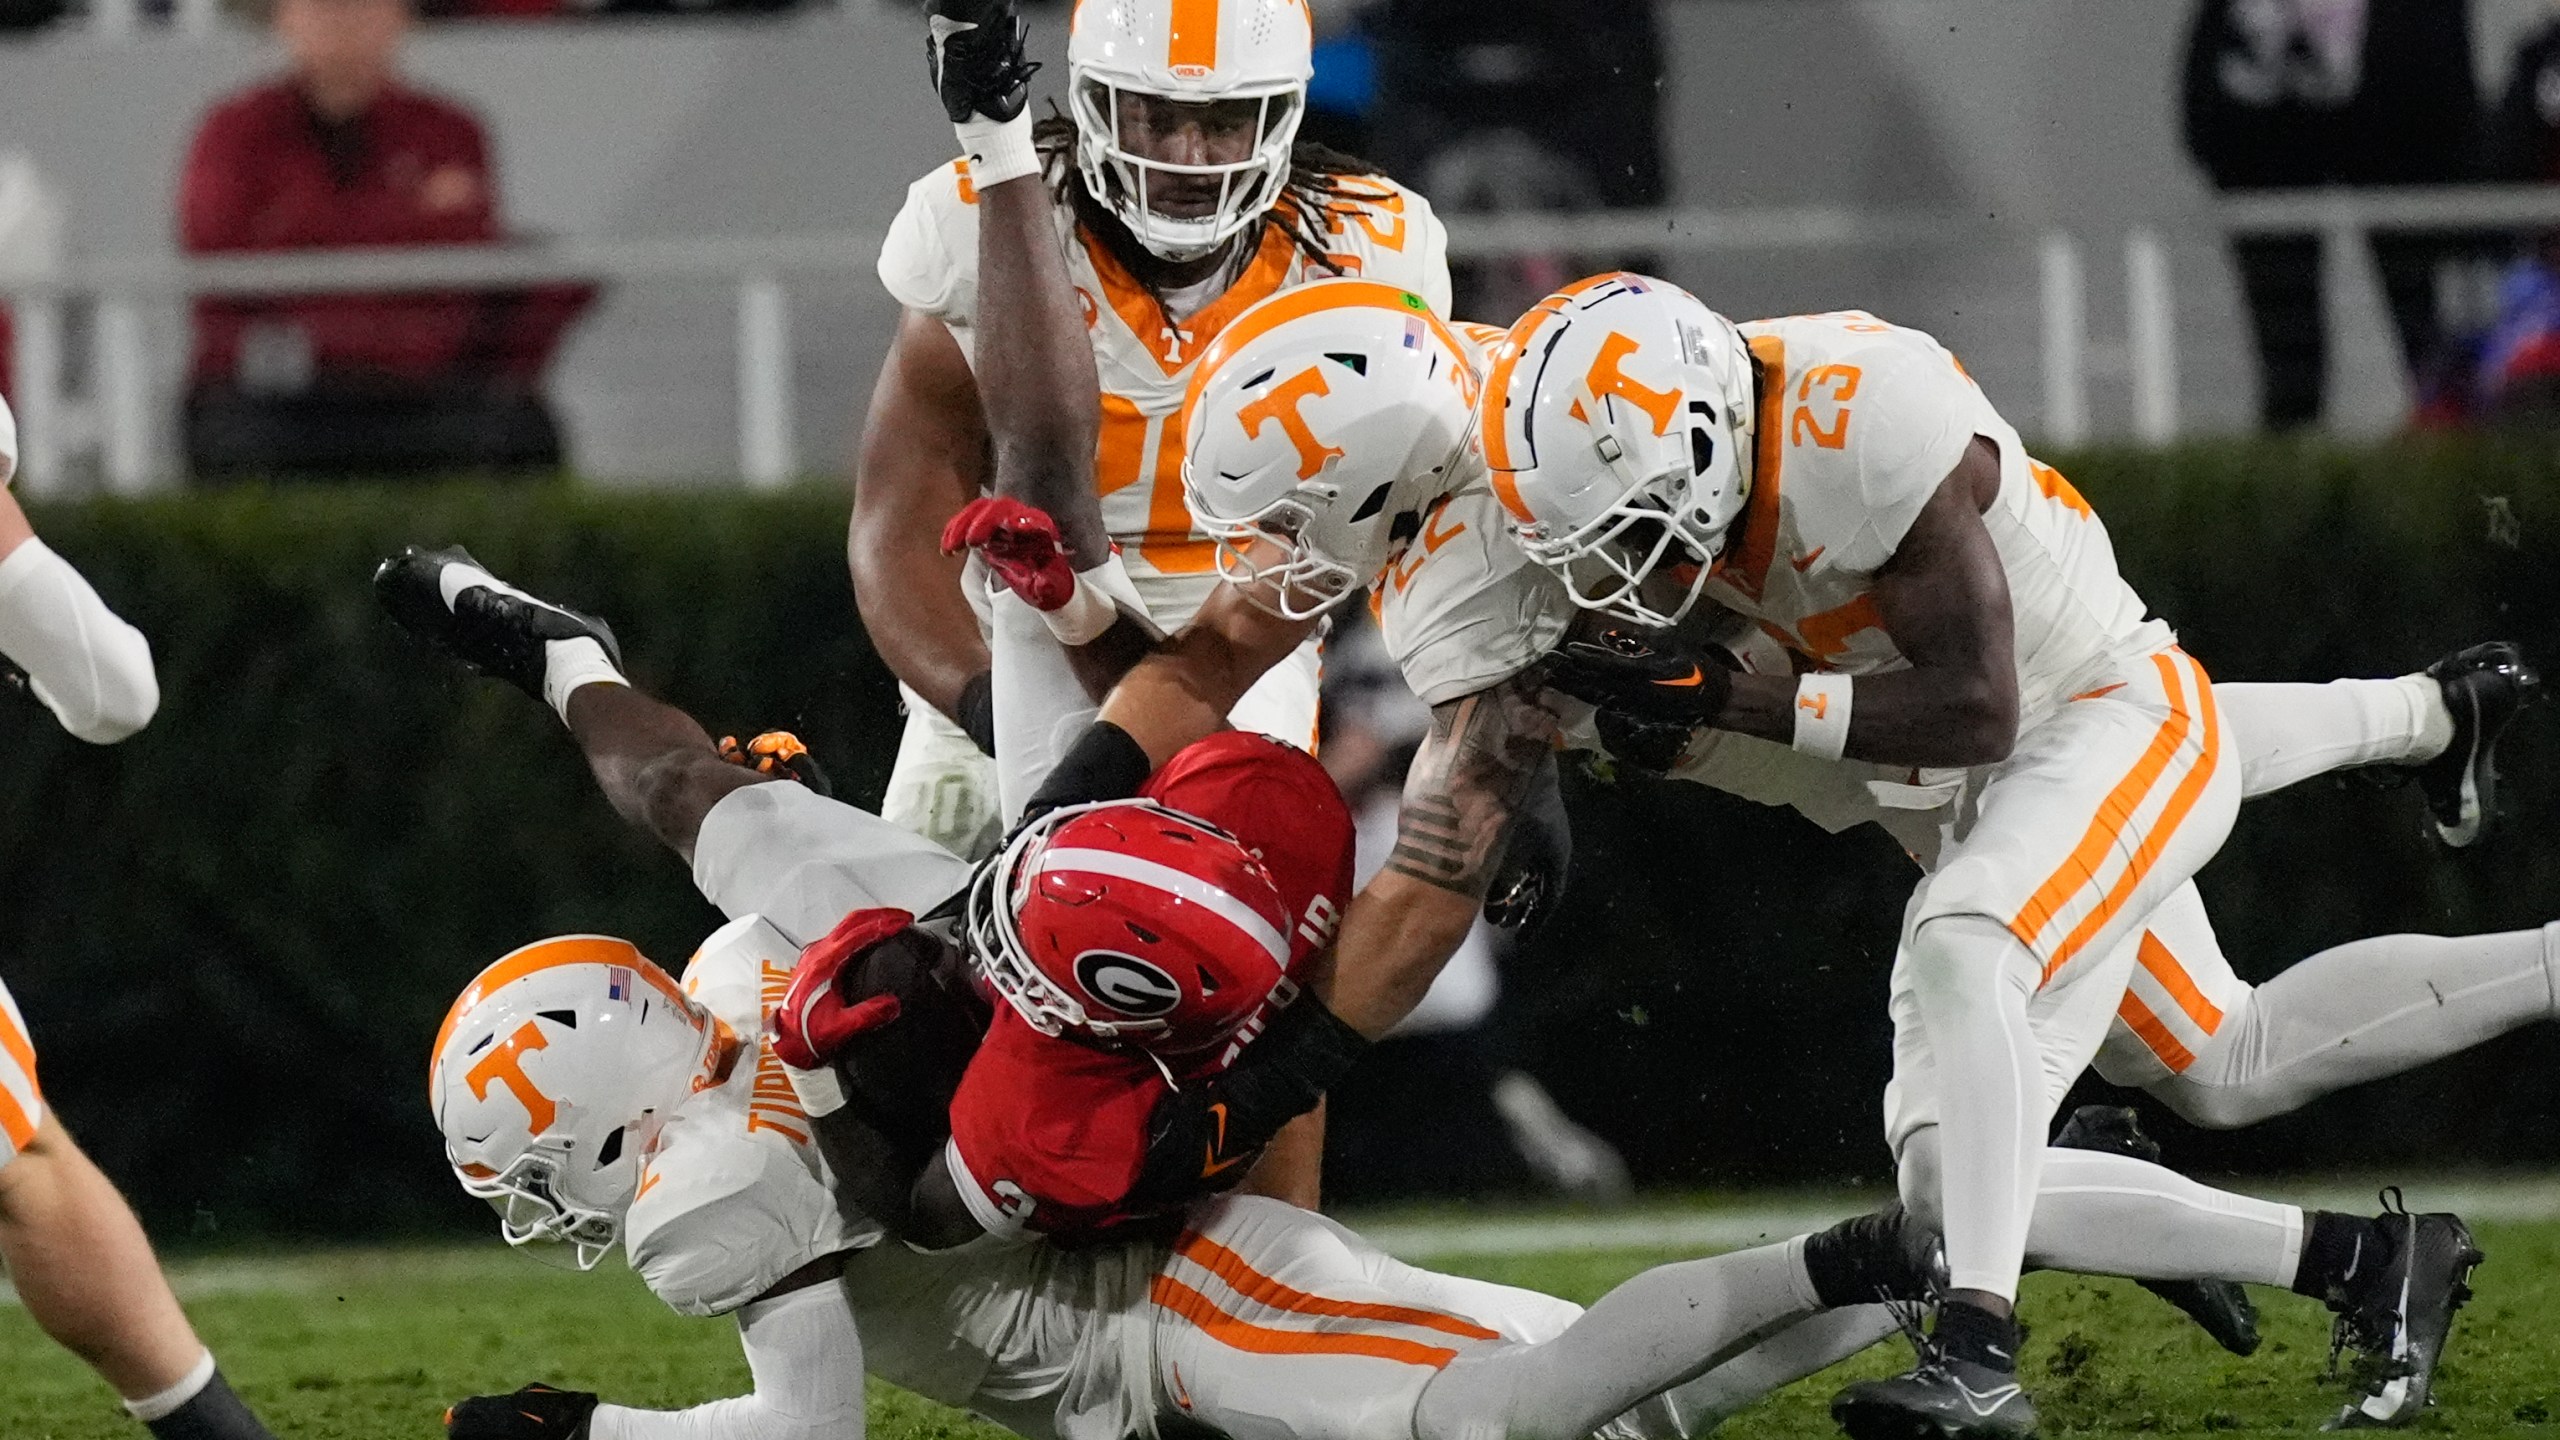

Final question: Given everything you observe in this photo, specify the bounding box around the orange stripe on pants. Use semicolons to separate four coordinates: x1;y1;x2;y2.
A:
1174;1231;1502;1340
2135;930;2225;1035
2010;653;2196;953
2042;653;2224;982
2116;991;2197;1072
1150;1275;1461;1368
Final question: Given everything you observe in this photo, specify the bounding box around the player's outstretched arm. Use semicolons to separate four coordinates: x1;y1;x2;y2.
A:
851;310;1000;753
0;485;159;745
1322;673;1563;1038
1551;438;2017;770
970;140;1105;565
447;1260;862;1440
1099;583;1320;762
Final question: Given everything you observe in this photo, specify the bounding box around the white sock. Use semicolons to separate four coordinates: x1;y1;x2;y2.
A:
956;110;1038;187
1906;915;2047;1301
2030;1149;2303;1286
1414;1240;1822;1440
122;1348;216;1420
543;637;627;724
2148;923;2560;1129
2217;676;2448;799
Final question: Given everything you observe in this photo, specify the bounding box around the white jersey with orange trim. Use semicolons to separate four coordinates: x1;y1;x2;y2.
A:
623;914;877;1319
0;979;43;1168
878;158;1452;628
1709;311;2174;726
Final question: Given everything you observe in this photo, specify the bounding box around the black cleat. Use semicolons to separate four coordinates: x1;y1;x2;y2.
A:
1806;1203;1947;1308
2410;642;2537;849
1832;1354;2039;1440
2051;1105;2261;1356
2317;1189;2482;1429
925;0;1036;125
374;545;621;702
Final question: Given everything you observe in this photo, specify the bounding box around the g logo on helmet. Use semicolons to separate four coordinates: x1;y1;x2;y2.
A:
1073;951;1184;1017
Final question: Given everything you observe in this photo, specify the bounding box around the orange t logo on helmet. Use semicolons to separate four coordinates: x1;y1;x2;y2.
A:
1584;332;1682;437
465;1021;558;1134
1235;366;1345;479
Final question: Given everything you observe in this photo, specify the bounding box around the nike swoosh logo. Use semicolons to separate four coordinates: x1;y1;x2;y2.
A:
1791;547;1824;571
1949;1379;2024;1415
1653;667;1704;689
926;14;977;42
635;1168;664;1200
1201;1103;1246;1177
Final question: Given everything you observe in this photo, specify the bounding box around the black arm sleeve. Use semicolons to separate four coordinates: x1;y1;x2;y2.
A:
1124;993;1370;1212
1019;719;1155;821
955;670;998;757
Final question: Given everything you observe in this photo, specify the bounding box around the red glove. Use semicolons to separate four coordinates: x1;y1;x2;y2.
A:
941;497;1076;611
770;907;914;1070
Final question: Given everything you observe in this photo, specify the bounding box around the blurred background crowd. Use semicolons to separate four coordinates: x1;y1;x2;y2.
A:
2;0;2558;1241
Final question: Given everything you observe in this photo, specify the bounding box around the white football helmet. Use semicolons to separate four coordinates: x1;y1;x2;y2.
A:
1183;278;1478;618
1068;0;1312;262
1482;273;1758;628
429;935;717;1269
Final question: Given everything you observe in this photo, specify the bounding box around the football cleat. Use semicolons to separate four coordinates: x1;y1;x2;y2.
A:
925;0;1036;126
2410;641;2537;849
375;545;621;703
2318;1189;2482;1429
2051;1105;2261;1356
1831;1353;2039;1440
719;730;833;799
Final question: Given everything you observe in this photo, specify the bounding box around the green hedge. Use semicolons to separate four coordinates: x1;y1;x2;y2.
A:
5;442;2558;1238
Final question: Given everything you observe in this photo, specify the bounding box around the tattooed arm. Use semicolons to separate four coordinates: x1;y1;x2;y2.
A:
1315;671;1564;1039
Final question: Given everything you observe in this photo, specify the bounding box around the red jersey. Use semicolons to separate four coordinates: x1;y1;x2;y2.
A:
944;732;1353;1241
178;79;588;388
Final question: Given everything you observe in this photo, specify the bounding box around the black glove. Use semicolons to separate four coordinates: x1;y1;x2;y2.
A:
1484;750;1571;929
1545;629;1734;728
1593;706;1695;774
1124;992;1370;1214
445;1384;599;1440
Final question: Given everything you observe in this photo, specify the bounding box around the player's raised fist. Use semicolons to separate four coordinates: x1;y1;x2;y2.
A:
771;906;916;1070
941;496;1078;611
926;0;1036;126
444;1383;598;1439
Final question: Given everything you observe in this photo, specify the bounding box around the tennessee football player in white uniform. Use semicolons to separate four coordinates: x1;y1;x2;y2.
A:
854;0;1450;854
431;925;1947;1440
1421;277;2518;1435
988;265;2542;1430
0;397;281;1440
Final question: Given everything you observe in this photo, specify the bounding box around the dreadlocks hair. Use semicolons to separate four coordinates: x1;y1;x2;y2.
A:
1032;109;1394;285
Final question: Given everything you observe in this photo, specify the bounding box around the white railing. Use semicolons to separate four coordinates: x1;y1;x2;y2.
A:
6;235;879;494
20;186;2549;491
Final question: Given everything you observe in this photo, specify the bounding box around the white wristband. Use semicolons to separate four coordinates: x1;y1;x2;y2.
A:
780;1058;847;1119
1042;552;1142;646
1790;672;1853;761
956;111;1040;189
542;636;629;725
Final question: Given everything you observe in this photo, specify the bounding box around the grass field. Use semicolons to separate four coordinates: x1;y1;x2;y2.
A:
6;1191;2556;1440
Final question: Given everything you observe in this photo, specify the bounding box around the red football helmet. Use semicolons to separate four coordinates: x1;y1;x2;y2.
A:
966;799;1294;1058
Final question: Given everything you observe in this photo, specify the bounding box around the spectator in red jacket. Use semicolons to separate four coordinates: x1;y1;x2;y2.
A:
178;0;591;480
